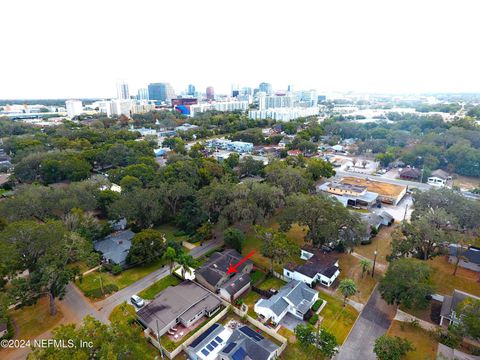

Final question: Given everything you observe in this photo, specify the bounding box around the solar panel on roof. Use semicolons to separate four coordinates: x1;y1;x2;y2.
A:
210;340;218;347
215;336;222;343
232;347;247;360
222;342;236;354
190;323;219;348
207;344;214;351
239;326;264;342
201;349;209;356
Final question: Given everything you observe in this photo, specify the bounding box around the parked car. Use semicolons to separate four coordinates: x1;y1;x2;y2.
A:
130;295;145;308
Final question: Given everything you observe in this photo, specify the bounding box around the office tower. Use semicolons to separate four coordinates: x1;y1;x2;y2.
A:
299;89;318;107
231;84;239;97
257;92;296;110
206;86;215;101
187;84;196;96
147;83;176;102
241;87;252;96
287;84;295;93
259;82;273;95
116;80;130;100
137;88;149;101
65;100;83;118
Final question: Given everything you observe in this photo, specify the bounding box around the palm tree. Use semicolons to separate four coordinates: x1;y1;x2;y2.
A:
338;279;357;307
178;254;197;279
359;259;372;278
163;247;177;274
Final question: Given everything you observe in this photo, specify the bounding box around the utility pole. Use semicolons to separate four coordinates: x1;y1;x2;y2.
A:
99;275;104;295
372;249;378;278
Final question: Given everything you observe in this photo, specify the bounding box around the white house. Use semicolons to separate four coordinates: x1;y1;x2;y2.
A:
254;280;318;325
427;176;447;187
283;246;340;287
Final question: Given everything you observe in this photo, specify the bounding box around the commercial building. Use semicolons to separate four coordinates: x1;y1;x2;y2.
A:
189;101;249;117
248;107;319;122
148;82;176;102
107;99;132;116
130;102;155;114
65;99;83;118
284;246;340;287
339;177;407;205
172;98;198;115
206;139;253;153
258;92;296;110
254;280;318;325
116;80;130;100
187;84;196;96
206;86;215;100
137;281;222;338
317;181;379;208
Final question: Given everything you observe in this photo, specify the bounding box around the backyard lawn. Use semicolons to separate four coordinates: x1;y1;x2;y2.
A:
317;291;359;345
337;253;380;304
138;275;181;300
427;256;480;297
257;276;287;291
354;225;397;265
8;296;63;339
388;320;438;360
156;224;189;244
243;221;307;272
76;258;167;299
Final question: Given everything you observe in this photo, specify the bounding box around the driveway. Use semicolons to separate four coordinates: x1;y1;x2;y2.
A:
280;313;305;332
335;286;396;360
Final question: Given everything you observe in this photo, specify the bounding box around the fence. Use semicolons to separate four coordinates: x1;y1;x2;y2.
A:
252;285;274;299
272;270;290;282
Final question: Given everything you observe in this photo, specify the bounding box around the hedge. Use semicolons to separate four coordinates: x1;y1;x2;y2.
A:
312;299;324;312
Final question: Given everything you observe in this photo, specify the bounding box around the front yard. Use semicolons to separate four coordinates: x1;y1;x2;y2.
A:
138;275;181;300
354;225;397;265
387;320;438;360
75;258;166;299
337;253;380;304
8;296;64;339
427;256;480;297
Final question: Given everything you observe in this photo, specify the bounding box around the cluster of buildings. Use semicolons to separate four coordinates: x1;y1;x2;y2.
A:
206;139;254;153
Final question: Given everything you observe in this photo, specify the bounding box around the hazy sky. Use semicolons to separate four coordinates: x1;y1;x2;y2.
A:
1;0;479;99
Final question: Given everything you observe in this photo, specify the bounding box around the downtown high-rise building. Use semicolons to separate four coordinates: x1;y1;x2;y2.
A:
116;80;130;100
187;84;196;96
147;82;176;102
65;99;83;118
137;88;149;101
206;86;215;101
259;82;273;95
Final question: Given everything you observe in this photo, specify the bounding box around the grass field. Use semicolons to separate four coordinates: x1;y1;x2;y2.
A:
354;225;397;265
257;276;287;291
76;258;166;299
317;291;359;345
337;253;380;304
427;256;480;297
109;302;136;323
243;221;307;272
388;320;438;360
138;275;181;300
8;296;63;339
155;224;189;243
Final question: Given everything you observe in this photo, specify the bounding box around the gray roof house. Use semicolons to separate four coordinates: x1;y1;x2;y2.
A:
440;289;480;326
93;229;134;266
448;245;480;273
186;323;280;360
196;249;253;302
137;281;222;338
254;280;318;325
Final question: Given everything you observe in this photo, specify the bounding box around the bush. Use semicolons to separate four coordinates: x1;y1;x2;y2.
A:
308;313;319;325
111;264;123;275
311;299;324;312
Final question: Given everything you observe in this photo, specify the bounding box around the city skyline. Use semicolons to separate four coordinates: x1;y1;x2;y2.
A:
2;0;480;99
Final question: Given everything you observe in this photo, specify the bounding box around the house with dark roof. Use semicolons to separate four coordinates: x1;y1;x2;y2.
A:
283;246;340;287
399;167;421;181
186;323;280;360
93;229;135;266
448;245;480;273
137;281;222;338
195;249;253;302
440;289;480;326
254;280;318;325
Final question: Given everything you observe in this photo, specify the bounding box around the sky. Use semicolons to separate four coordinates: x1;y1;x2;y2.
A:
1;0;479;99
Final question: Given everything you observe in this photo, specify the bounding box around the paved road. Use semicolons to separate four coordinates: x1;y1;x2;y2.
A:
94;238;223;321
335;170;432;191
336;286;396;360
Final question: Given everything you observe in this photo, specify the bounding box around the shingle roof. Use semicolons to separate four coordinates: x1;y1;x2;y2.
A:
287;249;339;279
449;245;480;265
224;326;279;360
93;229;134;265
221;273;251;295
